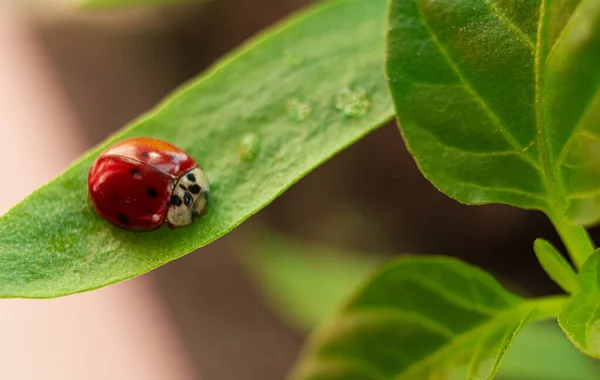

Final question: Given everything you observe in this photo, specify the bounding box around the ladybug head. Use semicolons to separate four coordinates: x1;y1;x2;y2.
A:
167;167;210;228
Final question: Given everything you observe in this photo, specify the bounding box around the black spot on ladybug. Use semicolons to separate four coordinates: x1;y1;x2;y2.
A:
189;184;201;194
147;209;155;215
170;195;182;207
118;213;129;224
147;188;158;198
131;169;141;177
179;184;187;191
184;192;193;208
186;173;196;182
141;151;149;157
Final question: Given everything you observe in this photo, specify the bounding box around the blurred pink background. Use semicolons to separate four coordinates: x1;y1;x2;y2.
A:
0;3;196;379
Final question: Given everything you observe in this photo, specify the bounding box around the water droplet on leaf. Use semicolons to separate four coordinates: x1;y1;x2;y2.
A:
237;133;261;162
335;87;371;118
286;99;313;122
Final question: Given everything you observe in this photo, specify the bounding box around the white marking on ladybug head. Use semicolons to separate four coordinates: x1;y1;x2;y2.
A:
167;167;209;228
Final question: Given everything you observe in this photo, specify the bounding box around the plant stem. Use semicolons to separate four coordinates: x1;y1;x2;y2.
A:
550;214;595;269
528;294;568;320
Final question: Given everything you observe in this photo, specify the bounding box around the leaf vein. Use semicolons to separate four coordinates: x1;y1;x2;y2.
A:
415;0;537;168
533;0;566;211
465;323;488;380
411;111;544;166
397;272;506;316
487;310;532;380
483;0;535;50
392;306;526;380
349;308;458;340
556;86;600;166
567;187;600;200
443;180;548;203
545;1;587;67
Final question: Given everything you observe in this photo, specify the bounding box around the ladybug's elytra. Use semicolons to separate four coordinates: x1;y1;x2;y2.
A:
88;137;209;231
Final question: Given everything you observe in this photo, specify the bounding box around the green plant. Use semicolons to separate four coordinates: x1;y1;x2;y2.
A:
2;0;600;378
240;230;599;379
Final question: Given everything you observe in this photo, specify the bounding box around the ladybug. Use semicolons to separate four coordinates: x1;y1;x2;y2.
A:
88;137;209;231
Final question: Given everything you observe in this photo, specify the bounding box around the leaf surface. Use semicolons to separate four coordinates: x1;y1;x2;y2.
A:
290;257;564;380
385;0;600;229
0;0;393;298
559;249;600;357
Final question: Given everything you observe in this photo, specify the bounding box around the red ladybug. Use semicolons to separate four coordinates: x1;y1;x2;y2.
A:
88;137;209;231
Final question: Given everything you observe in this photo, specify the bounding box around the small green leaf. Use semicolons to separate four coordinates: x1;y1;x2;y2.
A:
385;0;599;260
290;256;564;380
239;230;383;330
0;0;393;298
499;321;599;380
534;238;579;293
559;249;600;358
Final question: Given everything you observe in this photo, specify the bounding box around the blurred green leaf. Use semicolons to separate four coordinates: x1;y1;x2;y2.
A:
559;249;600;358
385;0;600;263
0;0;393;298
290;256;564;380
241;232;596;379
499;321;599;380
534;238;579;293
240;230;384;330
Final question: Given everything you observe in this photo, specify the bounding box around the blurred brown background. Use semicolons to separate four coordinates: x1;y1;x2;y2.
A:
13;0;596;378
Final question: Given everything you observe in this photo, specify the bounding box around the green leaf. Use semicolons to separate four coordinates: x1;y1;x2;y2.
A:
290;256;564;380
239;230;384;330
534;238;579;293
499;321;599;380
243;234;600;380
559;249;600;358
242;234;598;379
385;0;600;262
0;0;393;298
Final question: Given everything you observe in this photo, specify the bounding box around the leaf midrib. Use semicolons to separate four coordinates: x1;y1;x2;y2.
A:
534;0;564;212
464;306;530;380
535;0;598;214
390;272;514;316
